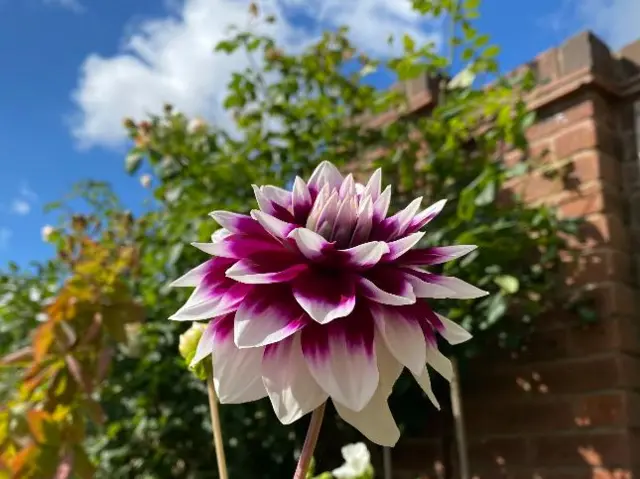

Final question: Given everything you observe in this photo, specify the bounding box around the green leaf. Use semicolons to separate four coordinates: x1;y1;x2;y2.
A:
463;0;480;9
494;275;519;294
483;45;500;58
125;150;144;174
403;34;416;53
475;180;496;206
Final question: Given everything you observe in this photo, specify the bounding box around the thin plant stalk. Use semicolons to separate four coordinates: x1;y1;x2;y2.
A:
293;403;327;479
449;358;469;479
206;377;229;479
382;446;393;479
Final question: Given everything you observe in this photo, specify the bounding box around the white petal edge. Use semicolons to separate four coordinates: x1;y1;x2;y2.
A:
436;314;473;345
334;387;400;447
426;347;453;381
288;228;329;261
358;277;416;306
262;334;328;425
213;339;267;404
371;305;426;375
170;261;210;288
412;366;441;409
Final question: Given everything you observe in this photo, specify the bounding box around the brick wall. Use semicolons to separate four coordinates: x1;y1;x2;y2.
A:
387;31;640;479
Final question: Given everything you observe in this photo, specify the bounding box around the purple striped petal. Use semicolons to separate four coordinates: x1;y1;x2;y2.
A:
288;228;333;261
373;196;422;240
406;199;447;234
333;386;400;447
170;260;213;288
370;303;426;375
362;168;382;203
292;270;356;324
262;334;328;425
301;305;378;411
359;268;416;305
191;234;283;259
210;314;267;403
402;268;458;298
169;281;251;321
234;286;309;348
372;186;391;223
404;268;488;299
383;232;425;262
331;196;357;246
251;210;296;240
225;258;307;284
308;161;343;193
210;211;265;236
292;177;312;223
339;174;356;199
339;241;389;268
313;190;340;239
400;245;477;266
350;196;373;245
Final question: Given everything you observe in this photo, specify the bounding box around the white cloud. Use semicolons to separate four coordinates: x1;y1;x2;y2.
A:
70;0;441;149
547;0;639;50
43;0;85;13
0;228;12;250
8;183;38;216
10;200;31;216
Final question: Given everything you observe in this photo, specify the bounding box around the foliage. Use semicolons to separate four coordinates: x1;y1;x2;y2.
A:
0;202;143;478
0;0;586;477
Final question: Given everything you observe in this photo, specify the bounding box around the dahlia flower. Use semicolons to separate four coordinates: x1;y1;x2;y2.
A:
170;161;486;446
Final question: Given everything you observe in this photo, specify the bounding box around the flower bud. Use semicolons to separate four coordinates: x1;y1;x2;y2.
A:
178;322;207;362
41;225;55;242
123;117;135;129
187;117;207;133
140;174;152;189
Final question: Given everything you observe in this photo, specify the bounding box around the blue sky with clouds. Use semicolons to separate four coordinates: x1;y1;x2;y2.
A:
0;0;638;268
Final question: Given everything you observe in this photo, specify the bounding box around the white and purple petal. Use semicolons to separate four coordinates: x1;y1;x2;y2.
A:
301;306;378;411
370;303;426;375
400;245;477;266
210;211;265;236
210;314;268;403
292;270;356;324
406;199;447;234
262;334;328;425
225;258;307;284
234;285;309;348
358;268;416;306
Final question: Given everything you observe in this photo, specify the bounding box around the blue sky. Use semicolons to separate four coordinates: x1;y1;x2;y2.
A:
0;0;637;268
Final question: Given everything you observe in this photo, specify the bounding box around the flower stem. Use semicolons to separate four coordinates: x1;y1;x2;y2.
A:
206;377;229;479
293;403;327;479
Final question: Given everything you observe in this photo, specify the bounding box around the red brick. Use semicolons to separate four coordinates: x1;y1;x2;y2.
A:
392;439;442;471
530;432;633;468
555;185;620;218
468;437;530;473
572;392;630;428
529;99;598;142
467;399;574;436
572;151;620;187
562;249;631;287
566;315;640;356
595;283;637;317
577;213;629;251
554;121;598;159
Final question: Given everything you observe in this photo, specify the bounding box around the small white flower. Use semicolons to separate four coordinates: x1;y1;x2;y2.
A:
140;174;152;188
332;443;371;479
41;225;55;242
187;117;206;133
